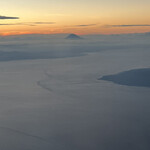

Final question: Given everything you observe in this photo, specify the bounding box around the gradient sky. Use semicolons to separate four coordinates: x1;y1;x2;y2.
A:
1;0;150;35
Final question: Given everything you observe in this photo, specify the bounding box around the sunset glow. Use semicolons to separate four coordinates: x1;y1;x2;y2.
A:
1;0;150;35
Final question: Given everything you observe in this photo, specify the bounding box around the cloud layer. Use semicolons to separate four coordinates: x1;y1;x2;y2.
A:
0;22;55;26
105;24;150;27
0;15;19;19
75;24;97;27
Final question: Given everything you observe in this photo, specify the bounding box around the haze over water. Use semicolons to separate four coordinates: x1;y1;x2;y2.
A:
0;33;150;150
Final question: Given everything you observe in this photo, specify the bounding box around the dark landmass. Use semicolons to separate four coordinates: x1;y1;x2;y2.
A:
66;34;82;39
99;68;150;88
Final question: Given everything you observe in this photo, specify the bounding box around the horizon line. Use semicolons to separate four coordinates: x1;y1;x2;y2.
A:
0;31;150;37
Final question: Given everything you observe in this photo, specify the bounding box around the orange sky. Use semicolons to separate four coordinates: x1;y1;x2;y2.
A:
0;0;150;36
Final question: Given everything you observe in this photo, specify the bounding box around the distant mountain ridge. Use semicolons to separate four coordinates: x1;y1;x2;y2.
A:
66;34;82;39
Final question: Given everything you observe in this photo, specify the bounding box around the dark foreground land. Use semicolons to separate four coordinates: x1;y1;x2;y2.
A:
100;68;150;88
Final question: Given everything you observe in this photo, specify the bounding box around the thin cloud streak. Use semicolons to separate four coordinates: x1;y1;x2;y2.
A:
75;24;97;27
0;15;19;19
0;22;55;26
33;22;55;24
105;24;150;27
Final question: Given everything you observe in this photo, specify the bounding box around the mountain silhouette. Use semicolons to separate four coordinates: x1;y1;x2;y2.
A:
66;34;82;39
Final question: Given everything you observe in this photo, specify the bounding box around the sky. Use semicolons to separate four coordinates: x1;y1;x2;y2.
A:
0;0;150;35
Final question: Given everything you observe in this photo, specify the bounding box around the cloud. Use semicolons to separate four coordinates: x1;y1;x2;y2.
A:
32;22;55;25
0;24;14;26
0;23;28;26
105;24;150;27
75;24;97;27
0;15;19;19
0;22;55;26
